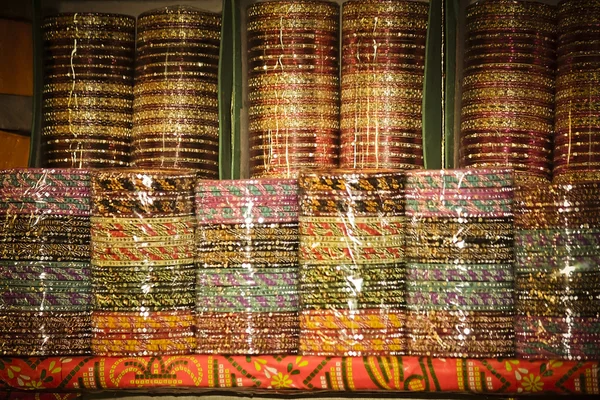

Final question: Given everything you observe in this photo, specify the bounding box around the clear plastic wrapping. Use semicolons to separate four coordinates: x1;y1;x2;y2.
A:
42;13;135;168
194;179;300;354
460;0;556;180
515;180;600;360
90;169;197;356
298;170;406;356
405;169;515;358
247;0;340;178
0;169;92;356
340;0;428;169
132;6;221;176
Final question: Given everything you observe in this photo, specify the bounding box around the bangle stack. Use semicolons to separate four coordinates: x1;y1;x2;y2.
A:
132;6;221;176
195;179;300;354
515;180;600;360
0;169;92;356
247;0;340;178
405;168;516;358
42;13;135;168
460;0;556;181
340;0;428;169
553;0;600;182
298;169;407;356
90;169;197;356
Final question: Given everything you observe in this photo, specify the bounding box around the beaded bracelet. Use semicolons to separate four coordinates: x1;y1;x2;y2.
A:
199;270;297;287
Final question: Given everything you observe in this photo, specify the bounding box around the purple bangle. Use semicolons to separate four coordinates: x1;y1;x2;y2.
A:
406;267;514;282
199;271;298;287
406;290;515;308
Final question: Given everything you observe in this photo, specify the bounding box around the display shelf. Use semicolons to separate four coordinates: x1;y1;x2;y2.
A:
0;355;597;398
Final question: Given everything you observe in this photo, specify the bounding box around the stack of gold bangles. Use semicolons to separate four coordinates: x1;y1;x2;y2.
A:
132;6;221;176
460;0;556;181
554;0;600;182
42;13;135;168
340;0;428;169
0;169;92;356
405;168;516;358
195;179;300;354
298;169;407;356
90;169;197;356
247;0;340;178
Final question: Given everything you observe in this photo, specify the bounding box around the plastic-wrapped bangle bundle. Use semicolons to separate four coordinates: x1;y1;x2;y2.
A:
405;169;515;358
515;181;600;360
132;7;221;177
298;170;406;356
195;179;300;354
0;169;92;356
42;13;135;168
459;0;556;181
554;0;600;182
90;169;197;356
340;0;428;169
248;0;340;178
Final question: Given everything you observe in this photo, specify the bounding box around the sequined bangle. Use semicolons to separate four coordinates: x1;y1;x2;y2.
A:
300;196;404;216
0;242;90;261
196;286;298;298
94;291;194;310
196;206;298;224
2;291;92;308
94;235;194;247
300;244;404;264
301;290;405;308
299;217;404;237
406;310;515;329
406;263;514;282
91;216;195;238
0;310;91;333
300;264;405;284
406;339;514;359
300;234;403;247
92;310;193;330
91;169;196;192
406;289;514;309
0;260;90;281
197;225;298;242
300;309;405;330
516;272;600;291
91;336;195;356
195;334;299;355
196;240;298;255
92;267;195;286
0;202;90;217
196;294;298;312
0;231;90;245
0;338;92;357
300;281;404;295
516;295;600;317
92;198;193;217
2;279;91;291
406;222;512;238
92;243;194;262
299;336;405;356
199;269;297;288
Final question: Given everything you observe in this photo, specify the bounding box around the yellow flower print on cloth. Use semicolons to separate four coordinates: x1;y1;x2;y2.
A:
521;374;543;393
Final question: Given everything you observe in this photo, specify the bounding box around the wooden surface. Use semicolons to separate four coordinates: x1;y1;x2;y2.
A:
0;19;33;97
0;130;30;167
